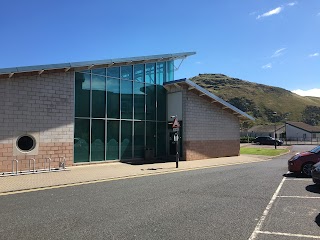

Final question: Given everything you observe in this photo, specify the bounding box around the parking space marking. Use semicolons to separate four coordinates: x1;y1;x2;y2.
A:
278;196;320;199
256;231;320;239
248;177;287;240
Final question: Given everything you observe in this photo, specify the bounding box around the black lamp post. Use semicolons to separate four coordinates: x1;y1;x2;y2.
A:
273;112;277;149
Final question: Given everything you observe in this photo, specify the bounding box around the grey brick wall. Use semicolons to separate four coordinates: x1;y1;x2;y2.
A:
183;89;240;141
0;72;74;144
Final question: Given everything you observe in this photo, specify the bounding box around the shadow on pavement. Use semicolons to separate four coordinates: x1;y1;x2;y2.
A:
306;184;320;194
315;214;320;227
121;157;184;166
283;172;311;178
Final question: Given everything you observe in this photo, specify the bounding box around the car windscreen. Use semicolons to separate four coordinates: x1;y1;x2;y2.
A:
310;146;320;154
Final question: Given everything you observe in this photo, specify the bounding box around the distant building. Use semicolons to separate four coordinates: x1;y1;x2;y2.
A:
285;122;320;141
241;125;285;139
0;52;254;173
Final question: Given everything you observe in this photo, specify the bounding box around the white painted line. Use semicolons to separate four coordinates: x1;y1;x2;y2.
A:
248;177;286;240
257;230;320;239
278;196;320;199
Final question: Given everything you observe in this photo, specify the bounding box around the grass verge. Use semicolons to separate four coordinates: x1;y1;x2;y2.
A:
240;147;289;156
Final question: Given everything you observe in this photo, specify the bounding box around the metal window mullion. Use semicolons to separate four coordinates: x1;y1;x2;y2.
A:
89;73;92;162
144;64;147;152
105;74;107;161
119;74;122;161
132;74;134;159
155;63;158;157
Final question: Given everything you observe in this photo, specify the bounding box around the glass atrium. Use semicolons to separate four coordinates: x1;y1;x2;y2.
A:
74;61;174;163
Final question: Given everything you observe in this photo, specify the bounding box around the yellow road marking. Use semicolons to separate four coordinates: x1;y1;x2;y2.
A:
0;158;272;197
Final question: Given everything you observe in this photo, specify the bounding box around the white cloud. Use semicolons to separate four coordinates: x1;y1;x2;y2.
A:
309;53;319;57
249;11;257;16
262;63;272;69
287;2;297;6
271;48;286;58
195;61;202;64
292;89;320;97
257;7;283;19
317;12;320;16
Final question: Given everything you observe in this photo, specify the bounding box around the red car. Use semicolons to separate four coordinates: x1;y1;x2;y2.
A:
288;146;320;176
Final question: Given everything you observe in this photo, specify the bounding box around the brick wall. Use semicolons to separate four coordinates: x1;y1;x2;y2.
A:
182;89;240;160
0;72;74;172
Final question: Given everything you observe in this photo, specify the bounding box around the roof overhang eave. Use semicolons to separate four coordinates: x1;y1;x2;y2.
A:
164;79;255;121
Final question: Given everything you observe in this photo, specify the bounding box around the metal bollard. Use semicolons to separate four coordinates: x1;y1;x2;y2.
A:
29;158;36;173
12;159;18;175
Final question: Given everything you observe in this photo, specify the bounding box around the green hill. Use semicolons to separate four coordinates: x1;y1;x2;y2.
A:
190;74;320;126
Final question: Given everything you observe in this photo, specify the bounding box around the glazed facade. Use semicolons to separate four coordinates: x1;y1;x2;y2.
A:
74;61;174;163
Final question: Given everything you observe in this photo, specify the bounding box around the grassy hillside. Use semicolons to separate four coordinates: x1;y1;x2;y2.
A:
190;74;320;126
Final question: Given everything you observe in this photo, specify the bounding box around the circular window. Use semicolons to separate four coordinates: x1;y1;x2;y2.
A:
16;135;36;152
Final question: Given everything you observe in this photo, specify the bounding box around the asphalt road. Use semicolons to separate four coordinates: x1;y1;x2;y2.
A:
0;145;318;240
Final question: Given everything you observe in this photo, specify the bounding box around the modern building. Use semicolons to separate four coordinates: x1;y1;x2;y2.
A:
0;52;254;173
286;121;320;141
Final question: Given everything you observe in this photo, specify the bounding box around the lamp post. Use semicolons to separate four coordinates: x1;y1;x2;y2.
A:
273;112;277;149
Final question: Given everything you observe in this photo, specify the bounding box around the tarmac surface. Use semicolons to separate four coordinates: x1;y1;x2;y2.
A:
0;154;272;194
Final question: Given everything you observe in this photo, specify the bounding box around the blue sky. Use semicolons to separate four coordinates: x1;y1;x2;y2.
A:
0;0;319;96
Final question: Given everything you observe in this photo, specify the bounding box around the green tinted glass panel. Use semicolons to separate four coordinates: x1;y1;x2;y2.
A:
121;121;132;159
146;121;156;154
134;82;145;120
92;75;106;118
146;84;156;120
121;80;133;119
107;78;120;118
107;67;120;78
134;64;145;82
134;121;145;158
157;85;166;121
106;120;119;160
92;68;106;76
75;72;90;117
156;62;166;85
166;61;174;82
146;63;155;84
91;120;105;161
74;119;90;163
121;65;133;80
157;122;166;157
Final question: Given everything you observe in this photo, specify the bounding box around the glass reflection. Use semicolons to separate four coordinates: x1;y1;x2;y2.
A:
74;119;90;163
107;78;120;118
121;80;133;119
107;120;119;160
91;120;105;161
146;63;155;84
134;64;144;82
92;75;106;118
121;65;133;80
121;121;132;159
75;72;90;117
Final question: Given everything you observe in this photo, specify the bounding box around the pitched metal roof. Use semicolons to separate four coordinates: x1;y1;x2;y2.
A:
164;78;255;121
286;121;320;133
0;52;196;78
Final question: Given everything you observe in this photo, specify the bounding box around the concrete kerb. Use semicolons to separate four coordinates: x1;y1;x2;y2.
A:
0;154;286;196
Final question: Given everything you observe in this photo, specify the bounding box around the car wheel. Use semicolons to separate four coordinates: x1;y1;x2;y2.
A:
301;162;314;176
256;142;260;145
